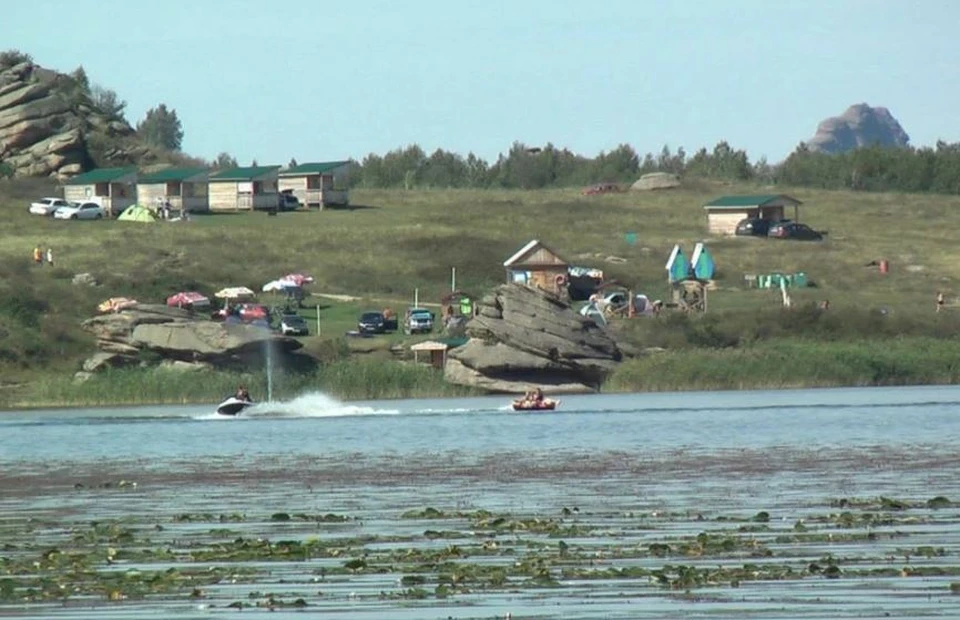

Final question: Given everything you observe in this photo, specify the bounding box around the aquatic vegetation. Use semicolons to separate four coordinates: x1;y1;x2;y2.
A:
6;484;960;614
928;496;953;509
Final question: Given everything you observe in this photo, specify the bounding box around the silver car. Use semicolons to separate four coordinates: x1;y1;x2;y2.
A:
54;202;106;220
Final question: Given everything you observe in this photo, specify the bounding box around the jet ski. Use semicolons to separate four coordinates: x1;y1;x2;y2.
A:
216;396;254;416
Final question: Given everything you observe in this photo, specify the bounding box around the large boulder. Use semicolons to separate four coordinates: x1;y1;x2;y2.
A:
0;59;140;178
444;284;623;394
806;103;910;154
630;172;681;191
80;304;304;372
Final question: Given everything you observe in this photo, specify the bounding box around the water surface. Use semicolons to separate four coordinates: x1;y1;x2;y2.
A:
2;385;960;618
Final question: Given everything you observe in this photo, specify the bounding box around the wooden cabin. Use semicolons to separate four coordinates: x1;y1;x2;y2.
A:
277;161;351;208
208;165;280;211
703;194;802;235
62;167;137;217
503;240;570;293
136;167;209;213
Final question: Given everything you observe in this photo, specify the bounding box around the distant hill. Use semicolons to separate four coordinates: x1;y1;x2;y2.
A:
0;54;195;179
805;103;910;154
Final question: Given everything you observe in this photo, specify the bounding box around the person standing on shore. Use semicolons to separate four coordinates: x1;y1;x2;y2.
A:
33;245;42;265
46;247;53;267
937;291;945;313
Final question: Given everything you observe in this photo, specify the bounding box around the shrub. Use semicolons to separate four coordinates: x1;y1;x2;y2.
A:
0;50;31;69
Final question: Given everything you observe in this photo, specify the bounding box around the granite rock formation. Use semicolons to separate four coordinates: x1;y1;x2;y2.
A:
806;103;910;154
444;284;624;394
0;59;145;178
79;304;306;375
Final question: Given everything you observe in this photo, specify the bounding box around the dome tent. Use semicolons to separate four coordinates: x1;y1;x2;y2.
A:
117;204;157;222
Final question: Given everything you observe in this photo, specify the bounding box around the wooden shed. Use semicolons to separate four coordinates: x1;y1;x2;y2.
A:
137;167;209;213
703;194;802;235
503;240;570;293
208;165;280;211
410;340;449;369
62;167;137;217
277;161;351;208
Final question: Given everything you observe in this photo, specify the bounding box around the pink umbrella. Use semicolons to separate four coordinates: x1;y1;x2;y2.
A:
166;291;211;308
280;273;314;287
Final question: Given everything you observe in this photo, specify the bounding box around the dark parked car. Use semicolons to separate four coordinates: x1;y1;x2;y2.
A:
357;311;386;334
735;217;774;237
279;314;309;336
768;221;823;241
278;191;301;211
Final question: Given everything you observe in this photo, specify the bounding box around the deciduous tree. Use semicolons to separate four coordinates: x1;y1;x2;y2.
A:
91;85;126;121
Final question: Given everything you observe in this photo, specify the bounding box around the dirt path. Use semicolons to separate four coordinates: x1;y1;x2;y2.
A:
311;292;442;308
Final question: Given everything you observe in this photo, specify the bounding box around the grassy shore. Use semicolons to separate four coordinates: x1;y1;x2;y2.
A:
11;359;475;409
606;337;960;392
2;178;960;406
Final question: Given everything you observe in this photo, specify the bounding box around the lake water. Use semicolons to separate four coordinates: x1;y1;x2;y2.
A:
3;385;960;619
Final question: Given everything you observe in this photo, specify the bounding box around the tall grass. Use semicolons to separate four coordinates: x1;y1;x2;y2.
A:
606;338;960;392
8;359;475;409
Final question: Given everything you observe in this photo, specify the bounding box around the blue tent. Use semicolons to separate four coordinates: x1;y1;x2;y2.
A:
665;244;691;282
691;243;716;280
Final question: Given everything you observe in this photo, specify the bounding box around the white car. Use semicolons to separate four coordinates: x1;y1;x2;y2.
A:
54;202;106;220
29;197;70;216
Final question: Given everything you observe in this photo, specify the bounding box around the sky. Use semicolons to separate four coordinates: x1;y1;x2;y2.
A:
4;0;959;166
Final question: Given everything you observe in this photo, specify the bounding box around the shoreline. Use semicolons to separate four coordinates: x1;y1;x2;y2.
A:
2;375;957;413
2;336;959;411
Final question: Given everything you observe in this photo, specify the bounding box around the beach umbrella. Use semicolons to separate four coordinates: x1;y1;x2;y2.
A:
166;291;211;308
262;279;299;293
280;273;314;287
214;286;255;300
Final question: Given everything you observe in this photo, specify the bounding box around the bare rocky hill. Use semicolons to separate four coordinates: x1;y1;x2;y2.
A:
806;103;910;154
0;58;155;178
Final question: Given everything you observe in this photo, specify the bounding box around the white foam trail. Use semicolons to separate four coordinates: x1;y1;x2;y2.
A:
415;407;475;414
245;391;399;418
192;412;238;421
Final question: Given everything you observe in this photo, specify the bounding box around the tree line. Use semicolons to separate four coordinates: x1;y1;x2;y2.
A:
346;140;960;195
6;49;959;192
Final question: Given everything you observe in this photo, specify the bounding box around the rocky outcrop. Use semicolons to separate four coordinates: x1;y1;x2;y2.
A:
79;304;306;373
444;284;624;394
630;172;681;191
0;60;141;178
806;103;910;154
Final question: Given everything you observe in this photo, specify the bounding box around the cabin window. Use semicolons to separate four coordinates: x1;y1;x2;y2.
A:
166;182;182;197
306;175;320;190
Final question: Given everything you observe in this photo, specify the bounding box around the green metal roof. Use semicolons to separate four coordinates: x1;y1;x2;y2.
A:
209;165;280;181
703;194;801;209
138;167;208;183
64;167;137;185
278;161;351;177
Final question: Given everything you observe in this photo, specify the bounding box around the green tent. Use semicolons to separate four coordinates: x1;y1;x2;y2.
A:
117;205;157;223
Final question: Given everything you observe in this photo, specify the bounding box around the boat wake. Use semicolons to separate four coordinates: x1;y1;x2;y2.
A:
195;392;399;420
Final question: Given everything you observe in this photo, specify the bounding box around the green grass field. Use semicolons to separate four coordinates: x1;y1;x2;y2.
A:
2;177;959;405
